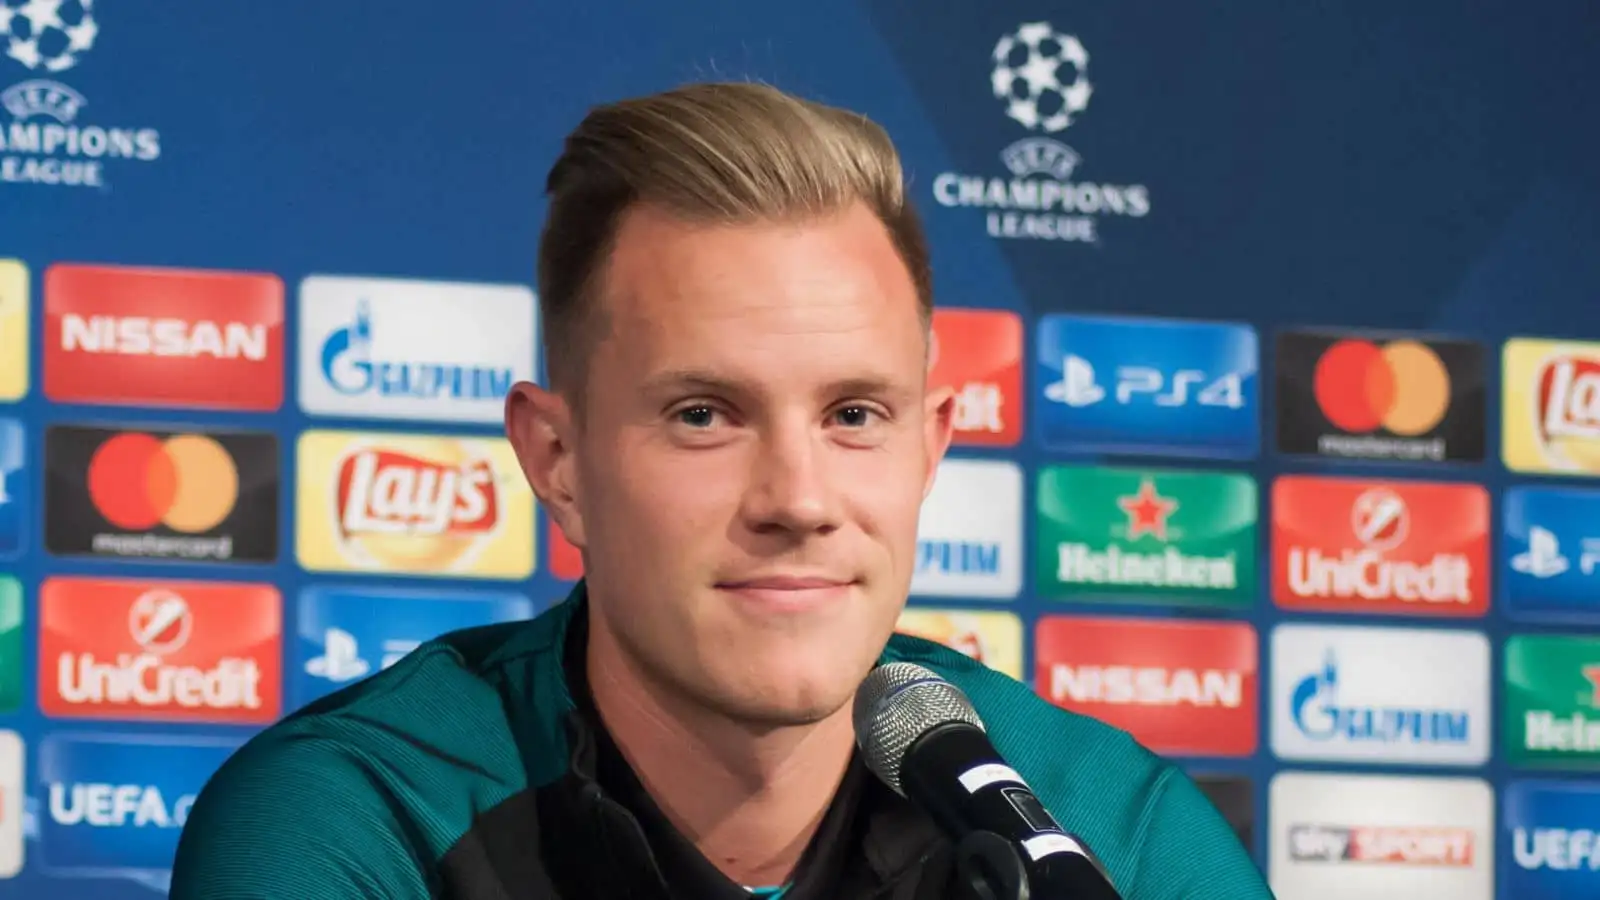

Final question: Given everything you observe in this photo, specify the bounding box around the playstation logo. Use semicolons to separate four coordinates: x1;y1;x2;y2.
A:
304;628;372;682
1042;354;1105;407
1512;526;1571;579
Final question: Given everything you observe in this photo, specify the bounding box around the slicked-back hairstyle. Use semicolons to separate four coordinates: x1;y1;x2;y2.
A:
536;80;933;399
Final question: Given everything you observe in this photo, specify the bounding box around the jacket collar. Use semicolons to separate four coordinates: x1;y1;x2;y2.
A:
517;582;946;897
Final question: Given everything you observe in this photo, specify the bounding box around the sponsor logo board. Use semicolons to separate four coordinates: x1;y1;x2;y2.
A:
1035;616;1258;756
1506;779;1600;898
1275;330;1485;463
896;608;1024;681
37;734;239;888
913;459;1022;599
1503;338;1600;476
297;275;537;424
930;309;1024;446
1505;634;1600;769
1502;486;1600;623
1271;475;1490;617
1036;465;1256;608
44;424;279;563
37;577;282;724
0;417;24;559
0;577;20;714
1036;314;1258;459
1269;771;1492;900
0;259;26;400
295;430;535;579
42;263;284;411
1271;624;1490;766
293;586;536;708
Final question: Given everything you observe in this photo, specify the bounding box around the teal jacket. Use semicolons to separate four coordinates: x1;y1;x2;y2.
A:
171;586;1275;898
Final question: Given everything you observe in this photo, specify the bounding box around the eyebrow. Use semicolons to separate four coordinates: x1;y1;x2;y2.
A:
641;369;916;405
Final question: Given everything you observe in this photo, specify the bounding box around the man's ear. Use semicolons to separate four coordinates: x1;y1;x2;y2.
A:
505;381;586;548
922;383;956;500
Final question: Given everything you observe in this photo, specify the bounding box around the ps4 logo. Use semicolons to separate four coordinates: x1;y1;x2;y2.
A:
1043;354;1245;410
1511;526;1600;579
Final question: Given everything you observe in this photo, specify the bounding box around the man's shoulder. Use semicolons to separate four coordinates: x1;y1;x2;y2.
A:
882;632;1179;879
190;603;578;856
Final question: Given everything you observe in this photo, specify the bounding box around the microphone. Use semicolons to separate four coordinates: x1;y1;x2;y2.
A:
854;662;1123;900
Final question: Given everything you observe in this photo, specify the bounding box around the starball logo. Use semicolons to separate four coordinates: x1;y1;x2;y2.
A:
931;21;1150;245
0;2;164;188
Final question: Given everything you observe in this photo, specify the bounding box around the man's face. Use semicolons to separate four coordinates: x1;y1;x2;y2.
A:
552;202;952;727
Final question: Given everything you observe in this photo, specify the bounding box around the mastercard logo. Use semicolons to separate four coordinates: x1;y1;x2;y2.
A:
86;432;239;533
1312;339;1451;436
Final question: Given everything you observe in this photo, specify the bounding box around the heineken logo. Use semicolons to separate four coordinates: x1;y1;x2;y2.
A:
1505;636;1600;766
1036;465;1257;609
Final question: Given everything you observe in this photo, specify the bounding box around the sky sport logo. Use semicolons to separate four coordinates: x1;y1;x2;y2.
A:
0;2;164;188
43;424;279;563
1275;330;1486;463
38;576;282;724
1269;772;1494;900
1271;475;1489;617
931;21;1151;245
43;263;286;411
1286;824;1474;867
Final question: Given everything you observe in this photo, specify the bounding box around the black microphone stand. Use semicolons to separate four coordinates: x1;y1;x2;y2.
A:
952;830;1032;900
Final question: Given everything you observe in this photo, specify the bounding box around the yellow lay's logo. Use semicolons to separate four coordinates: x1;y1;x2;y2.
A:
296;430;535;578
0;260;28;401
1504;338;1600;476
896;608;1023;681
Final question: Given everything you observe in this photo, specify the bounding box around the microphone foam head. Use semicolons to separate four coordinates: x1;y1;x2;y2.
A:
853;661;984;795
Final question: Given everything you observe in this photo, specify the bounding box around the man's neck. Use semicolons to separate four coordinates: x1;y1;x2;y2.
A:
586;625;856;889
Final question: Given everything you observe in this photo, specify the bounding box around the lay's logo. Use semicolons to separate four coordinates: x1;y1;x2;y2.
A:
296;430;535;579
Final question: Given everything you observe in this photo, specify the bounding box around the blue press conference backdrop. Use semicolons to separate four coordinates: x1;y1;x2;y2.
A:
1;1;1599;898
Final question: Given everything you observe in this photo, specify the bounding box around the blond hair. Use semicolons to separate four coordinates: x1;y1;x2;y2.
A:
537;80;932;393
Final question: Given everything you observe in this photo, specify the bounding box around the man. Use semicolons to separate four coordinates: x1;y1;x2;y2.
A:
170;81;1274;899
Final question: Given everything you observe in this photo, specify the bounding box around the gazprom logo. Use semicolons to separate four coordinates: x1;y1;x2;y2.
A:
1291;651;1471;745
318;299;514;401
1;80;84;123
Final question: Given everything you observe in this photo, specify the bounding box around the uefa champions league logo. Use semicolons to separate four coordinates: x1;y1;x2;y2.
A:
0;0;98;73
930;20;1150;244
990;22;1093;135
0;0;165;189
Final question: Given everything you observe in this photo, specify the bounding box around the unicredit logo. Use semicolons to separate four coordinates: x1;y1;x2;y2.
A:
1314;339;1450;436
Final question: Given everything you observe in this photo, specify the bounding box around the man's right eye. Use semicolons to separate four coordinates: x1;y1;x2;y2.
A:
675;405;718;428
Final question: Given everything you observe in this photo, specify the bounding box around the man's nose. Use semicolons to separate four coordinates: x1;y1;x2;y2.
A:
741;422;842;536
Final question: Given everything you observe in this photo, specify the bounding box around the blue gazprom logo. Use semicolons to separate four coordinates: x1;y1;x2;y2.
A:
1290;651;1471;745
318;299;514;401
918;539;1002;576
